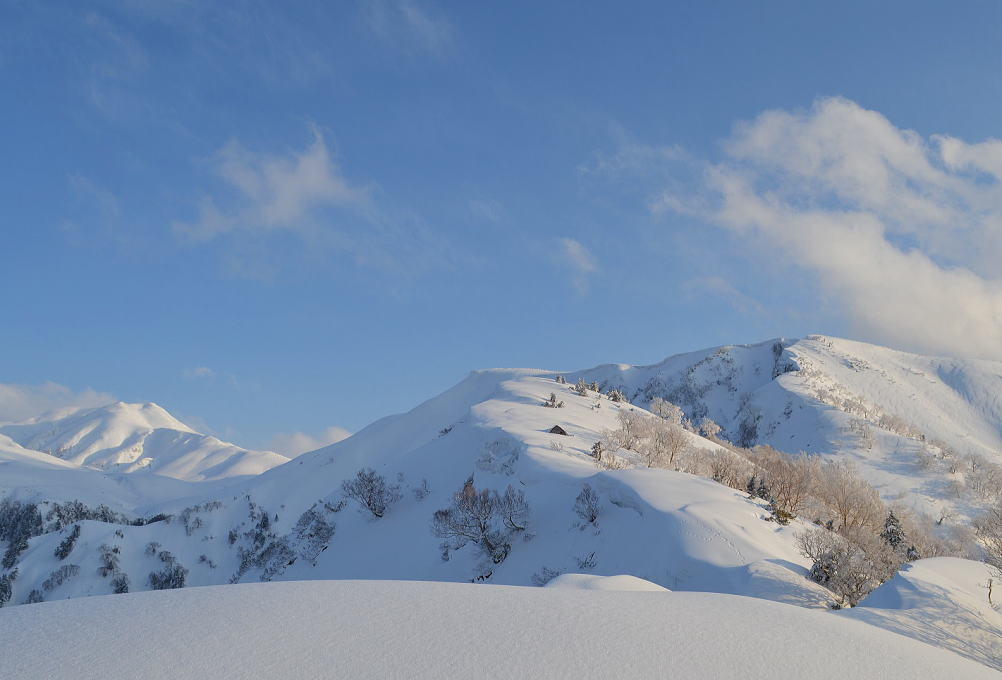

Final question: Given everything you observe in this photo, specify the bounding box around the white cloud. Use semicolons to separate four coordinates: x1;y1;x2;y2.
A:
656;97;1002;361
182;366;216;380
0;382;115;424
362;0;453;57
172;128;369;243
267;426;352;457
558;237;598;294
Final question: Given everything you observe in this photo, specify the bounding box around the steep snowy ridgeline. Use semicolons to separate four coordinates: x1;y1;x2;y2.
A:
845;557;1002;671
572;335;1002;522
0;402;289;481
1;580;997;680
0;370;834;609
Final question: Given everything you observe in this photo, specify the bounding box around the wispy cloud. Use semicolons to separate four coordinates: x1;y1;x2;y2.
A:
558;237;598;294
267;426;352;457
182;366;216;381
173;127;369;243
654;97;1002;360
362;0;454;58
0;382;115;424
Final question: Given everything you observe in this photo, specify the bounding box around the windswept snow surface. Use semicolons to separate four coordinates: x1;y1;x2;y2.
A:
846;557;1002;671
0;402;288;481
1;580;996;680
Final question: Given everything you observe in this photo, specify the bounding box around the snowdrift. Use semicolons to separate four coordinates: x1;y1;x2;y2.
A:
1;579;996;680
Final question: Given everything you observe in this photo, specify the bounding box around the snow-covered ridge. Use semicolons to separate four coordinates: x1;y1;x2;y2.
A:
0;401;288;482
573;335;1002;522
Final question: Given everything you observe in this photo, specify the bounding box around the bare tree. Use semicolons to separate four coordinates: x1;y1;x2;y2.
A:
432;479;530;564
813;460;883;532
342;468;402;518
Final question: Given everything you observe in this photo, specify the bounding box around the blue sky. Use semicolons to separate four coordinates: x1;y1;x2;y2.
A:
3;1;1002;453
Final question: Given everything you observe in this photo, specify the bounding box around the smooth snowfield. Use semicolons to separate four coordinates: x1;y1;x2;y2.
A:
847;557;1002;671
1;580;997;680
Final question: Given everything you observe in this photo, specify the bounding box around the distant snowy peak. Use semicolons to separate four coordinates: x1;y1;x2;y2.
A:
0;401;288;482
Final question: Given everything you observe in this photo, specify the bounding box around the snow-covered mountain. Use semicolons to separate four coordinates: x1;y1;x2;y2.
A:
575;335;1002;523
2;335;1001;673
0;402;288;482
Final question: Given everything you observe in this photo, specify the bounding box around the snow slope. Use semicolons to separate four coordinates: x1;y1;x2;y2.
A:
846;557;1002;671
1;579;996;680
0;402;288;482
574;335;1002;522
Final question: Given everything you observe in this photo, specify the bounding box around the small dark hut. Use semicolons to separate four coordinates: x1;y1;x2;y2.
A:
549;425;568;436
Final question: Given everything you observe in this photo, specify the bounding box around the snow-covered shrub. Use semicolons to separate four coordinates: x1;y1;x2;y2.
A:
98;544;121;577
573;484;600;524
25;589;43;604
342;468;402;518
148;551;187;590
573;379;589;396
292;504;336;564
607;389;626;403
54;524;81;561
531;566;562;586
111;573;130;594
42;564;80;592
431;478;530;565
542;392;565;408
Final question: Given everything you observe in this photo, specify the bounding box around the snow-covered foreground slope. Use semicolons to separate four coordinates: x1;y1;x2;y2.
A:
2;579;997;680
574;335;1002;522
0;402;288;482
846;557;1002;671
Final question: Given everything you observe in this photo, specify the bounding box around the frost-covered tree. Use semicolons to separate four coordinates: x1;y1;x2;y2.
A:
650;397;684;426
573;484;600;524
573;379;589;396
54;524;81;561
342;468;402;518
607;389;627;403
797;528;881;608
699;417;722;440
42;564;80;592
880;511;906;550
542;392;565;408
431;478;530;564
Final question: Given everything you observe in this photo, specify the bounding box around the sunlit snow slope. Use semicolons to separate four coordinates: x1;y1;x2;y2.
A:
1;579;996;680
0;402;288;482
